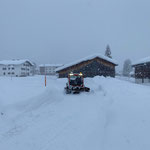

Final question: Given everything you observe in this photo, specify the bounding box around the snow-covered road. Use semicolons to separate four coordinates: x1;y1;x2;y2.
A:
0;76;150;150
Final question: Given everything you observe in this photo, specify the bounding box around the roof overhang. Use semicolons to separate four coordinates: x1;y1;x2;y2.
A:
56;54;118;72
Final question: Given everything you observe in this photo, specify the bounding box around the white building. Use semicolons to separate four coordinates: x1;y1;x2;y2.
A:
39;64;63;75
0;59;34;77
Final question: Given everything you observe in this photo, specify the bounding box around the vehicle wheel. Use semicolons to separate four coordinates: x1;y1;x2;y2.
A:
65;88;71;94
85;87;90;92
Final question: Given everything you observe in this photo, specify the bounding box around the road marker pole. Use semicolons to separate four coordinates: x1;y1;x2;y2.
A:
44;64;47;87
45;75;47;87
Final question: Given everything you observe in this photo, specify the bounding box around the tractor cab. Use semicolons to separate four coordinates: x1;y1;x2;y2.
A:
69;73;84;87
65;72;90;94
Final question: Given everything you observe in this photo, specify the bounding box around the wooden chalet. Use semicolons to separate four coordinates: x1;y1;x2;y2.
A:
56;54;118;78
132;57;150;83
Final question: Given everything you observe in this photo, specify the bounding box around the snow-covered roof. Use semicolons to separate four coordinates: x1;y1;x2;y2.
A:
56;53;118;72
39;64;63;67
0;59;34;66
132;56;150;66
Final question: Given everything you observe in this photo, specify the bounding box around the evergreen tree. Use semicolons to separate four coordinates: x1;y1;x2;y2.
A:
105;45;112;58
122;59;132;77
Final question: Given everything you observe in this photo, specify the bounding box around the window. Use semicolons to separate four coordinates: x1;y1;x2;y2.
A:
23;63;29;67
3;72;5;75
2;68;6;70
12;72;15;74
8;72;10;75
12;67;15;70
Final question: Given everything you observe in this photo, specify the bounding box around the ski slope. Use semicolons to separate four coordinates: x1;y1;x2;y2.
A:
0;76;150;150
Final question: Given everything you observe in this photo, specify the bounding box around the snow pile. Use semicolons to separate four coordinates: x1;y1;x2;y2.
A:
0;76;150;150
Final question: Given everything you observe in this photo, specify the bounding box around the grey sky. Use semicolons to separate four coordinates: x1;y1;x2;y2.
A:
0;0;150;70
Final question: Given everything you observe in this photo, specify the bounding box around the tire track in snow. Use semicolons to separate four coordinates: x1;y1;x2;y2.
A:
0;87;64;144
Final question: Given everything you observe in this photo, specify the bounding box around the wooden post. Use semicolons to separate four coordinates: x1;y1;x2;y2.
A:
44;64;47;87
45;75;47;87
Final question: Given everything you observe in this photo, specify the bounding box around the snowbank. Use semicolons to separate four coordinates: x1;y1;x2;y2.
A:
0;76;150;150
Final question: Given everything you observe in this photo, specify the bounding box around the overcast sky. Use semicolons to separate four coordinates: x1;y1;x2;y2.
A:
0;0;150;70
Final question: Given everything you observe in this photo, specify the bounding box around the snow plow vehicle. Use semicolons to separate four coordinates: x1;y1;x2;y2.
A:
65;72;90;94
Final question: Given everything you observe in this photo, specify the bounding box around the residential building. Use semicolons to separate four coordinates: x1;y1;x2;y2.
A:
39;64;63;75
0;59;34;77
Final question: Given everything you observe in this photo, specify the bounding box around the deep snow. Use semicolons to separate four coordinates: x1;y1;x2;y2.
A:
0;76;150;150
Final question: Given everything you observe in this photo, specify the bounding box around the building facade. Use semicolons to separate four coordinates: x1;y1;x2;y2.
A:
0;59;34;77
39;64;63;75
132;57;150;83
56;54;118;78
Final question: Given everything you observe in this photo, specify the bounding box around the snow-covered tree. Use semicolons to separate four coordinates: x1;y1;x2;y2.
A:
105;45;112;58
122;59;132;77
